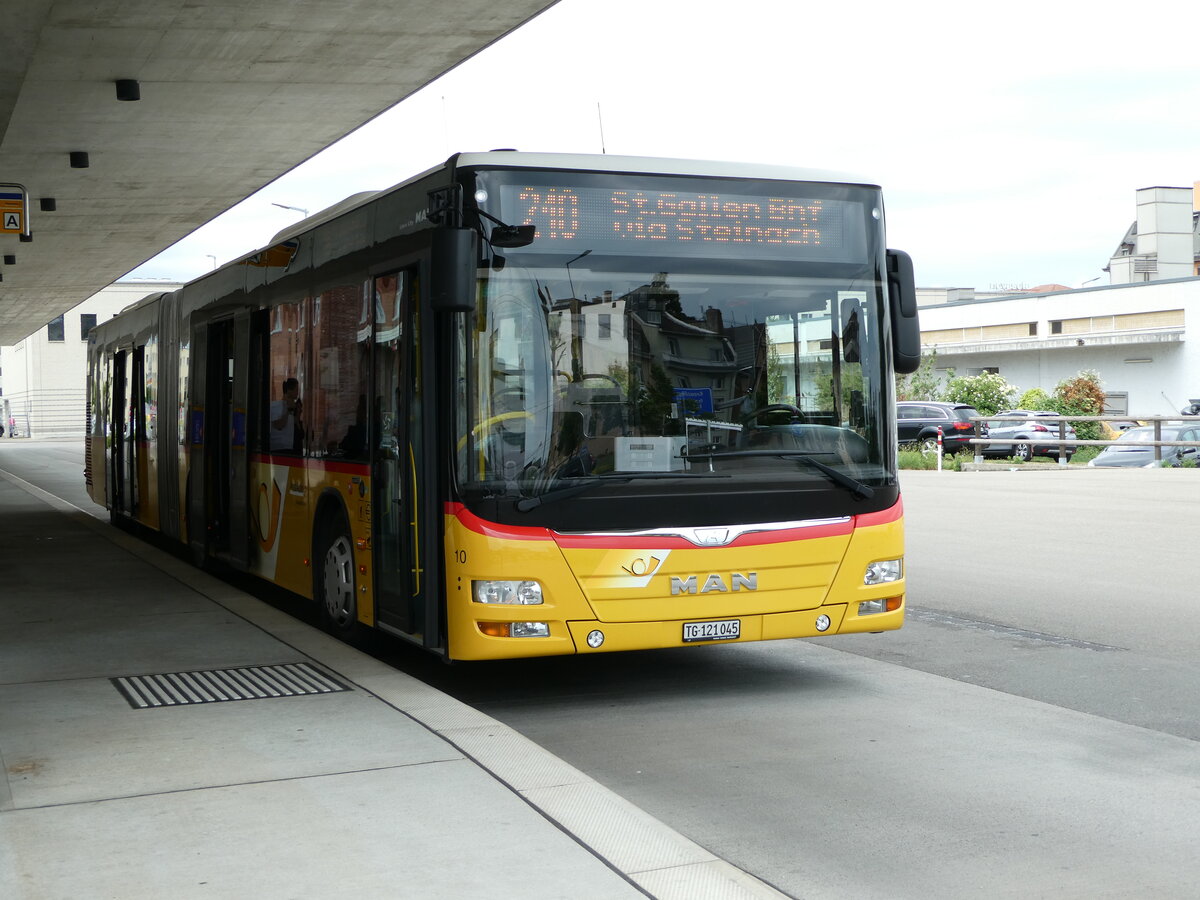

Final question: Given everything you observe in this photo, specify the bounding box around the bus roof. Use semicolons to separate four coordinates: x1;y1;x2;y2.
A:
451;151;878;189
257;151;879;263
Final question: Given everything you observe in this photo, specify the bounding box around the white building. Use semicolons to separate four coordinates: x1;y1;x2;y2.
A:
913;277;1198;417
0;279;181;439
909;183;1200;417
1107;184;1200;284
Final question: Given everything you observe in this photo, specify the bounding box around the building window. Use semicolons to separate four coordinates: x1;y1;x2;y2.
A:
80;313;97;340
47;315;65;342
598;314;611;339
1028;323;1037;336
1050;321;1063;335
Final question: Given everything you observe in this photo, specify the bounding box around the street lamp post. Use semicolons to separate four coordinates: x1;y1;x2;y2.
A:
271;202;309;218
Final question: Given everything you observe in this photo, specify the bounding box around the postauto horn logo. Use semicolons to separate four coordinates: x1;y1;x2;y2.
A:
612;552;758;595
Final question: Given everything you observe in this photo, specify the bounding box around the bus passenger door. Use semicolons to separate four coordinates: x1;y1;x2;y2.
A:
202;319;236;557
110;349;130;516
109;346;144;518
372;270;424;636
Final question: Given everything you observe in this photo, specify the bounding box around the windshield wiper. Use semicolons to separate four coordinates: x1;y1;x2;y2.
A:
515;472;728;512
684;449;874;500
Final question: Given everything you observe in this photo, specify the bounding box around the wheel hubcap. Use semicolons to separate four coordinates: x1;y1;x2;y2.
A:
323;535;355;626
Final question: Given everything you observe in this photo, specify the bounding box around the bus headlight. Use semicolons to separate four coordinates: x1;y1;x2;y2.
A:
473;579;544;605
864;559;902;585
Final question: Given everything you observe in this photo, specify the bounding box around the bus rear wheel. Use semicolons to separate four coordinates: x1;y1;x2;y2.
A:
317;518;359;639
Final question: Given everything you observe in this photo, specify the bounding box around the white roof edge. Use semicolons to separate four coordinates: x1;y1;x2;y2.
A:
453;151;879;188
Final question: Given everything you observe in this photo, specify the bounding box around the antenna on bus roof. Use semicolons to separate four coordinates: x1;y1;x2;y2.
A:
597;102;607;154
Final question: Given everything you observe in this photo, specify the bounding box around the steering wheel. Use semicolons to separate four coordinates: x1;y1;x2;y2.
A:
457;411;534;479
742;403;804;425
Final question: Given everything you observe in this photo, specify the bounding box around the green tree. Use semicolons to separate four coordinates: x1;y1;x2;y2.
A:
1052;370;1105;441
766;341;787;405
941;371;1015;416
896;350;941;401
817;368;864;414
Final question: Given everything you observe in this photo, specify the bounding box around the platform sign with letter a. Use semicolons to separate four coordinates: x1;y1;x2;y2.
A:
1;183;30;237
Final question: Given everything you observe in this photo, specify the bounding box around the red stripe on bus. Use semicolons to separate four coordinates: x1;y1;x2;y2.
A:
552;519;855;549
447;502;868;548
249;453;371;476
446;503;555;541
853;496;903;528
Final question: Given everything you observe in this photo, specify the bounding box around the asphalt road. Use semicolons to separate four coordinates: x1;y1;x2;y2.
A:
7;443;1200;898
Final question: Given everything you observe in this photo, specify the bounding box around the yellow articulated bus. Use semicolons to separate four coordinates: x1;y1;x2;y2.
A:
86;152;920;661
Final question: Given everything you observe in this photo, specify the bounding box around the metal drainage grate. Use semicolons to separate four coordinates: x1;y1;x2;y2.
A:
112;663;352;709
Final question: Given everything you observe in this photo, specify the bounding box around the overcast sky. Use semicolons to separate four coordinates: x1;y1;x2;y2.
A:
126;0;1200;290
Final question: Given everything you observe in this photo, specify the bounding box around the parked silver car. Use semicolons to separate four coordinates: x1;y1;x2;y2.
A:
1088;424;1200;468
981;410;1077;462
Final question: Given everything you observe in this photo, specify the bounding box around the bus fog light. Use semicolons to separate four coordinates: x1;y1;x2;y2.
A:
586;630;605;648
473;579;544;605
859;599;886;615
815;614;831;632
510;621;550;638
864;559;902;585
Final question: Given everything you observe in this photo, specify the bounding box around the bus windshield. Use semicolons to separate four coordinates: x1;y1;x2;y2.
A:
455;168;896;532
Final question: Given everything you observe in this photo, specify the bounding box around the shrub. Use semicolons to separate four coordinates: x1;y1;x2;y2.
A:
1052;370;1105;442
898;446;962;470
941;371;1016;417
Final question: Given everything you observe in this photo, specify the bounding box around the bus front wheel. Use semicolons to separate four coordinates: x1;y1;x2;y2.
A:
316;517;359;639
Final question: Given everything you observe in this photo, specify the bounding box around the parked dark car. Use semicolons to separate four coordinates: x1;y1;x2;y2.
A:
896;401;987;455
1088;424;1200;468
981;410;1077;461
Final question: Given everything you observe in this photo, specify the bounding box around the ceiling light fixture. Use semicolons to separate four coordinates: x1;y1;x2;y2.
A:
115;79;141;101
69;151;89;168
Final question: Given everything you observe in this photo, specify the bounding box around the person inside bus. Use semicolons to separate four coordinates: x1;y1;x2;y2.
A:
270;377;303;452
337;394;368;458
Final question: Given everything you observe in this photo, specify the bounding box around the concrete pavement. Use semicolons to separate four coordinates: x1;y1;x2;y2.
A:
0;449;786;900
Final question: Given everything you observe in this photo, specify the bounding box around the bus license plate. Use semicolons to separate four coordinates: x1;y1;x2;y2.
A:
682;619;740;643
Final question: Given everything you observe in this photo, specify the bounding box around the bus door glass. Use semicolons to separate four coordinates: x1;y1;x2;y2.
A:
204;319;235;551
110;349;130;514
371;270;423;634
130;345;146;515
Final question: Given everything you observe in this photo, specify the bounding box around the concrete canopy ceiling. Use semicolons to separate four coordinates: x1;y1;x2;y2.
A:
0;0;558;344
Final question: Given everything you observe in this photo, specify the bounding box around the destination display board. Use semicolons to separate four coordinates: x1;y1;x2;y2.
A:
495;180;867;263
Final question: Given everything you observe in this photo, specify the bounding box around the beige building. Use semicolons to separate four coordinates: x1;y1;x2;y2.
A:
1;280;181;439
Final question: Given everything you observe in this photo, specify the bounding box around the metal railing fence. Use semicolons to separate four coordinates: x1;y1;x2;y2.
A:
968;414;1200;465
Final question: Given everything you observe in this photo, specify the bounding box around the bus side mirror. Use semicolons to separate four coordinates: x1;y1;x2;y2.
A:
887;249;920;374
431;227;478;313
